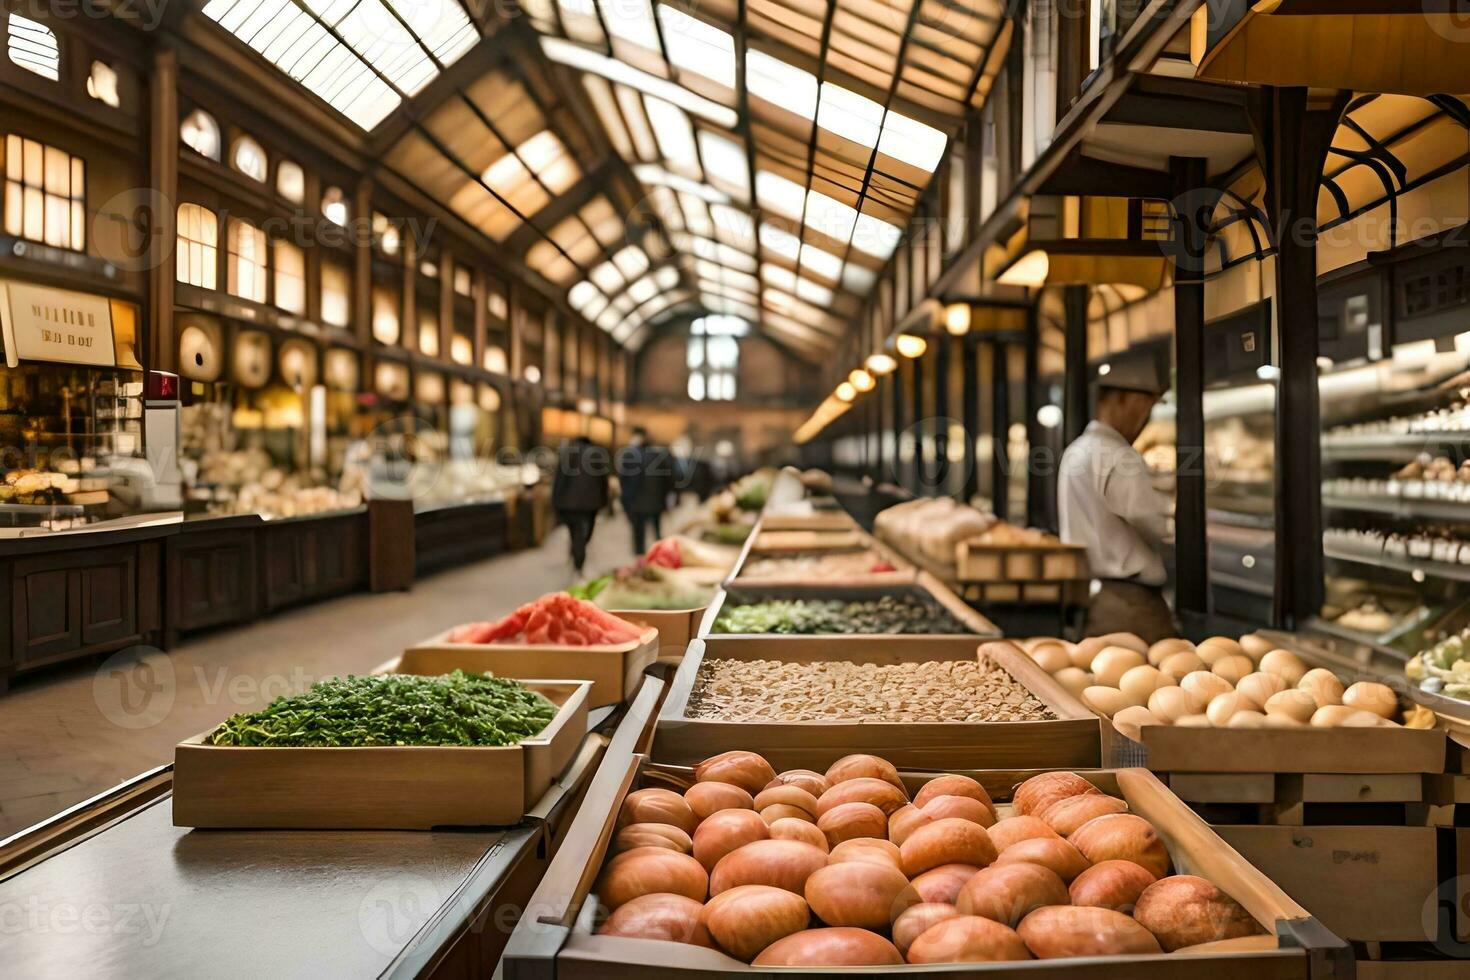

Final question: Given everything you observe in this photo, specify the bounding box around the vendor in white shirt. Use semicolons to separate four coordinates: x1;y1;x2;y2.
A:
1059;362;1176;643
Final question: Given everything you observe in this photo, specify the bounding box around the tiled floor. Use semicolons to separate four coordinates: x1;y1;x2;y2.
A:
0;509;649;838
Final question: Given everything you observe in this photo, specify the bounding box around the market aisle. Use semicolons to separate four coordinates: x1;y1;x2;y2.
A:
0;506;668;838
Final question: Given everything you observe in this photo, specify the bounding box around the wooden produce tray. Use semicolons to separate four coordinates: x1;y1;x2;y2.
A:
504;743;1350;980
956;536;1089;583
699;574;1000;639
653;637;1102;771
726;535;918;591
404;624;659;708
173;677;591;830
600;606;706;665
750;528;866;552
756;511;857;532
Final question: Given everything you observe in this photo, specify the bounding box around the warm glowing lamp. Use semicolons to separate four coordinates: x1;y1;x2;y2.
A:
865;353;897;375
895;334;927;358
944;303;971;336
849;368;875;392
835;382;856;402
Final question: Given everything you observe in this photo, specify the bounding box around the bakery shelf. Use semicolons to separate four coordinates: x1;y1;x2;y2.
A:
1324;542;1470;583
1321;431;1470;462
1322;493;1470;523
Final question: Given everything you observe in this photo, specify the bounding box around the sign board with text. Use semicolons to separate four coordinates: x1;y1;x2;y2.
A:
0;280;118;368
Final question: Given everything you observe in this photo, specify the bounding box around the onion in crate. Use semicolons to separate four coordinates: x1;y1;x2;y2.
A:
804;861;919;929
752;928;902;967
702;884;809;961
1018;905;1161;958
1133;874;1261;951
909;863;981;904
764;769;831;798
695;751;777;794
768;817;827;851
915;774;993;811
1012;771;1100;817
987;815;1059;853
597;894;713;947
827;837;903;871
693;808;769;871
1068;859;1156;911
893;903;963;956
905;914;1032;963
1039;793;1128;837
598;849;708;910
993;836;1089;882
1068;813;1171;879
956;862;1069;926
612;823;692;855
825;754;905;791
900;818;998;877
619;788;697;834
816;777;907;817
817;801;887;846
709;839;827;896
685;782;754;821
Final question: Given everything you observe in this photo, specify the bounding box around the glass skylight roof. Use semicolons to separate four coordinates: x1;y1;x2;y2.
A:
202;0;478;129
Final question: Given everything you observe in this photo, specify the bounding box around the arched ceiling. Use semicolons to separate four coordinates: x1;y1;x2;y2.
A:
197;0;1013;359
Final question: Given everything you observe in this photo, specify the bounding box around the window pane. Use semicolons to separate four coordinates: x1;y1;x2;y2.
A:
321;260;351;326
274;239;305;313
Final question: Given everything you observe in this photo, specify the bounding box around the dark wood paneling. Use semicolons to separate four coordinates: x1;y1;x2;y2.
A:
260;514;367;613
414;503;508;577
166;527;258;641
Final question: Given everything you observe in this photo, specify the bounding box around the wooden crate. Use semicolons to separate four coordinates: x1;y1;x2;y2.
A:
403;625;658;708
726;532;918;590
1168;772;1428;826
1101;712;1446;775
601;606;706;665
750;528;866;552
956;537;1088;583
756;511;857;532
652;637;1103;771
504;740;1351;980
699;574;1000;639
173;678;591;830
1214;824;1443;944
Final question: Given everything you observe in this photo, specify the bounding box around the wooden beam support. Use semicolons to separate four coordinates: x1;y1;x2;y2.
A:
1025;302;1045;529
990;340;1009;520
1062;284;1090;447
1171;155;1209;619
1248;86;1350;628
147;44;179;374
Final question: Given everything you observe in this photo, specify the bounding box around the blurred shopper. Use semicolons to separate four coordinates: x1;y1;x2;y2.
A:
1059;361;1176;643
552;436;610;573
618;427;673;555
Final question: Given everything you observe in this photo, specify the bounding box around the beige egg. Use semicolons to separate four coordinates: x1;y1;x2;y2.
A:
1264;689;1317;724
1226;710;1268;729
1307;705;1369;728
1175;713;1212;728
1259;649;1308;686
1235;672;1288;709
1092;648;1148;688
1159;651;1207;682
1205;691;1252;727
1340;710;1392;728
1239;634;1275;661
1199;636;1244;658
1342;682;1398;720
1299;668;1345;707
1119;665;1171;705
1181;670;1234;703
1070;636;1110;670
1264;712;1306;729
1211;655;1255;686
1097;632;1149;655
1031;643;1071;675
1147;638;1195;666
1053;667;1092;698
1112;705;1159;741
1196;641;1239;666
1148;686;1204;724
1083;686;1135;718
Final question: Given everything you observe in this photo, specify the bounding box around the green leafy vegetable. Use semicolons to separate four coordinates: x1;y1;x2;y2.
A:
713;595;972;635
205;670;557;747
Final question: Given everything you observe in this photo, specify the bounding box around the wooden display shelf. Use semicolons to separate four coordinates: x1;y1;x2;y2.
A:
505;719;1350;980
749;528;867;552
403;625;659;709
652;637;1102;771
755;511;858;532
956;535;1088;583
600;606;706;665
172;678;591;830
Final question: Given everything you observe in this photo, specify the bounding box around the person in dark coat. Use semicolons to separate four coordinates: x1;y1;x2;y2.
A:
617;427;673;555
552;436;610;573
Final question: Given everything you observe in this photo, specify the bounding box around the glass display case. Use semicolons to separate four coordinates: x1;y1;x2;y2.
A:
1317;342;1470;655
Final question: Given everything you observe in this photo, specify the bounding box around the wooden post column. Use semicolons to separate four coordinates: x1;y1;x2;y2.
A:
962;336;979;504
147;45;179;374
1171;156;1210;621
1024;303;1046;529
1062;285;1089;447
991;340;1010;521
1249;87;1347;628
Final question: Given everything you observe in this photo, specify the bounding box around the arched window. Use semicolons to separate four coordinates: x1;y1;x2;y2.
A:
226;217;267;302
230;135;268;183
7;14;58;81
372;287;400;345
321;186;347;226
176;204;219;289
320;260;350;327
3;136;85;250
276;160;304;203
180;109;221;161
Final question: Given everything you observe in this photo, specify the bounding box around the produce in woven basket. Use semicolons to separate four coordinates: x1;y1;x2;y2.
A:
591;750;1264;965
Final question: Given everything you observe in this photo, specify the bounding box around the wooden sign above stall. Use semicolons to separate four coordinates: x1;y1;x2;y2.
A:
0;281;118;368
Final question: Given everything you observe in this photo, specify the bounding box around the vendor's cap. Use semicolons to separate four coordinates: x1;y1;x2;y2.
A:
1095;357;1165;396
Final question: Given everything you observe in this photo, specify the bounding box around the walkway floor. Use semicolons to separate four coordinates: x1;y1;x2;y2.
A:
0;509;648;838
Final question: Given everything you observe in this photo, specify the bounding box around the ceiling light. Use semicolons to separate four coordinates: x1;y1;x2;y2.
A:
944;303;971;336
866;353;897;375
849;368;875;392
896;334;927;358
835;381;856;402
1036;404;1063;428
998;249;1050;288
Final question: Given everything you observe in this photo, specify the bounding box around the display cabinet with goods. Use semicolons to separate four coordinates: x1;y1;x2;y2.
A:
1014;630;1465;952
703;580;999;640
0;291;155;534
505;715;1350;977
